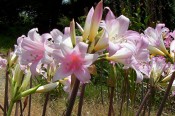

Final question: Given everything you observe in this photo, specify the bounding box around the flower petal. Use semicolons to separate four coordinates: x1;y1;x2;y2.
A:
53;64;73;82
116;15;130;35
84;54;98;66
94;32;109;51
89;1;103;42
74;42;88;55
30;60;40;76
108;41;120;56
74;67;91;83
83;7;94;40
105;7;115;21
50;29;63;39
60;43;72;56
52;49;64;62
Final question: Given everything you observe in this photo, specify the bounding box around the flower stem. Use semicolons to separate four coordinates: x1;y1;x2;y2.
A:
42;93;50;116
28;78;32;116
4;65;9;116
66;78;80;116
0;103;4;112
15;101;20;116
157;72;175;115
136;87;152;116
77;84;86;116
108;87;114;116
7;100;14;116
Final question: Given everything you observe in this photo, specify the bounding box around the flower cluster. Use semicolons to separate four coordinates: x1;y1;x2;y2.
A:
2;1;175;115
8;1;175;93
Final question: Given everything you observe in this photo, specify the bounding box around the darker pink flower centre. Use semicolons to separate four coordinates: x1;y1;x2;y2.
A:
65;53;83;71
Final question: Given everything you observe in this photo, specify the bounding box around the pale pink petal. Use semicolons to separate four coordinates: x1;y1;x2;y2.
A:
74;67;91;83
83;7;94;40
135;69;144;83
19;50;42;65
105;7;115;21
121;42;136;53
156;23;165;34
170;40;175;59
21;38;44;51
41;52;53;64
76;22;84;34
50;29;63;39
108;47;132;61
144;27;157;45
0;57;7;68
41;33;53;42
99;20;106;29
116;15;130;35
17;35;25;45
170;30;175;39
74;42;88;55
64;27;70;36
94;32;109;51
89;1;103;42
44;41;55;54
52;49;64;62
60;43;72;56
62;37;73;48
84;54;98;66
27;28;42;42
30;60;40;76
108;41;121;56
53;65;73;81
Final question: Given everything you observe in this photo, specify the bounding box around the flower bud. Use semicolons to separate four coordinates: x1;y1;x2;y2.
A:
13;64;24;87
19;70;31;92
36;82;59;93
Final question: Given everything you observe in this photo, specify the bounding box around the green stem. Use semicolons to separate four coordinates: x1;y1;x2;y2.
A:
7;100;15;116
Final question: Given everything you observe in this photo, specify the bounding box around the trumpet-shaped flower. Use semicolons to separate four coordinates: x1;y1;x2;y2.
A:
144;24;169;55
100;8;131;45
88;1;103;42
76;1;103;43
150;56;167;83
52;42;98;83
16;28;53;75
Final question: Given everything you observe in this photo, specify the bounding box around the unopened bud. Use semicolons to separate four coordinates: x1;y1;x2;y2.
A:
36;82;59;93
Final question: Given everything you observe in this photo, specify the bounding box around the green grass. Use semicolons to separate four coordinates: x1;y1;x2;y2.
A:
0;34;16;54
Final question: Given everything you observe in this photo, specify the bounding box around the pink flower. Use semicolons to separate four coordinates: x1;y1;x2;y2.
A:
0;56;7;68
100;8;130;44
16;28;53;75
52;42;98;83
77;1;103;42
50;27;73;48
144;24;169;55
150;56;167;81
